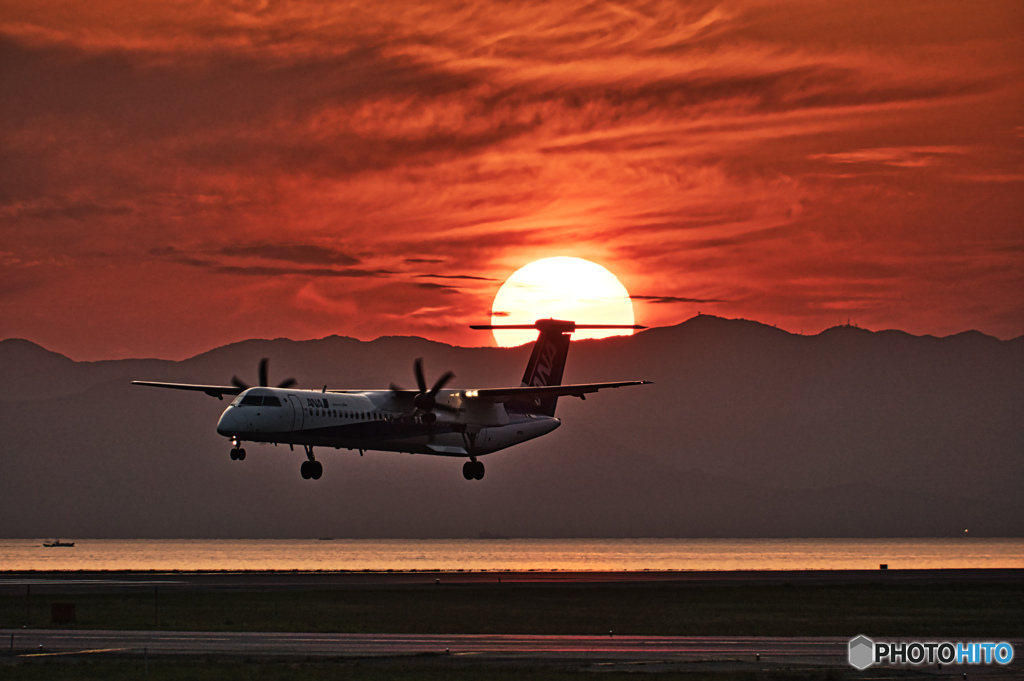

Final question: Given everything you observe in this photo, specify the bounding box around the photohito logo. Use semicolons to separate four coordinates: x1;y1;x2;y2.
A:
848;635;1014;670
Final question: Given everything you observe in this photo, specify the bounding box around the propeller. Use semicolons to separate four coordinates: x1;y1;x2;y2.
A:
392;358;457;426
232;358;297;392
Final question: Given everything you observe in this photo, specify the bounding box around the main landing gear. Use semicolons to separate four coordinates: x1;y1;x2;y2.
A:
300;445;323;480
230;438;246;461
462;459;484;481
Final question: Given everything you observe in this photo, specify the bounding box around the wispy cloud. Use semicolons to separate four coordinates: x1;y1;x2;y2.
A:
631;295;726;304
415;273;498;282
212;265;392;278
222;243;361;266
1;0;1021;358
811;146;972;168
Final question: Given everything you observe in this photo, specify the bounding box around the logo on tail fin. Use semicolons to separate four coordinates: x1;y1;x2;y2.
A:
529;341;558;386
519;327;571;415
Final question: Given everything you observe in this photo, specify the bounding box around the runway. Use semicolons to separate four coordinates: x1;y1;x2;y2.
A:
9;629;1024;677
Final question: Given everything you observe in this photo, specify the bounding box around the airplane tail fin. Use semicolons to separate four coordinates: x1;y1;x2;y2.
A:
470;319;644;416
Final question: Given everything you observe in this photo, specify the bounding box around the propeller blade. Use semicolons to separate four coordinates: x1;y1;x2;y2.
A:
429;370;455;396
413;392;435;411
403;358;458;421
231;358;291;392
414;358;428;393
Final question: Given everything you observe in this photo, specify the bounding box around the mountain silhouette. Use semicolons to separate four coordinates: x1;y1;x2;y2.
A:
1;316;1020;538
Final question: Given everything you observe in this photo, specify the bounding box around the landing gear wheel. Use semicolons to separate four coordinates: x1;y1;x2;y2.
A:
301;460;323;480
463;460;485;481
230;448;246;461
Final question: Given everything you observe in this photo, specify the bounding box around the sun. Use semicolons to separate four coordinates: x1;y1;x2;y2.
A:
490;257;636;347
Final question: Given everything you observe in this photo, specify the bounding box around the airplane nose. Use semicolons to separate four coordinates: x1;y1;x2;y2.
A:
216;407;246;436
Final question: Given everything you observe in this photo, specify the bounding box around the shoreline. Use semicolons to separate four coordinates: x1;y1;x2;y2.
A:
2;567;1023;587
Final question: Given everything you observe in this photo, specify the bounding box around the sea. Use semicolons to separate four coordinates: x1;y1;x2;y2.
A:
2;538;1023;572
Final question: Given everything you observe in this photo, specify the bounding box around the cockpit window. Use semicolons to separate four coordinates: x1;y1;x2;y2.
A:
238;394;282;407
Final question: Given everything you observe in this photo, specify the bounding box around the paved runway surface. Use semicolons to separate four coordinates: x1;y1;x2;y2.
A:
8;629;1024;677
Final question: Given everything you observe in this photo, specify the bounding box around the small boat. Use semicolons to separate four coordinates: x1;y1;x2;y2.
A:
43;540;75;547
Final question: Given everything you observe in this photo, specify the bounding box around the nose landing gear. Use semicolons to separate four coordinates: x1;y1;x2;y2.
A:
462;459;484;481
230;438;246;461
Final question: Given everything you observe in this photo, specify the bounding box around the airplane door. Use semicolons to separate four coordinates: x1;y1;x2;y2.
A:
287;395;304;431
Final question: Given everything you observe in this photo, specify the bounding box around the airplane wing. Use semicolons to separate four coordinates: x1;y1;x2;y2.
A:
131;381;243;399
466;380;651;402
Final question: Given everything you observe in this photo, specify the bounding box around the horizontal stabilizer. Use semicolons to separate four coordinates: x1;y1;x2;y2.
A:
466;380;651;402
471;319;646;332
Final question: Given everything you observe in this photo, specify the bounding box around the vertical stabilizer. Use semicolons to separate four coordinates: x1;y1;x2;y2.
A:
515;320;575;415
470;319;644;416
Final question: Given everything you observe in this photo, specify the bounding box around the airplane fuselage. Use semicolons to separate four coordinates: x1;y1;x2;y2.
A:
216;387;560;457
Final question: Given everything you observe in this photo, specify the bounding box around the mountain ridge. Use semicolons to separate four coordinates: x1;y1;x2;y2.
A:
1;315;1020;538
2;313;1019;366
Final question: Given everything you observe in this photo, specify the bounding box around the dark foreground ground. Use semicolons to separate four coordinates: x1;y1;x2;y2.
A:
2;569;1023;680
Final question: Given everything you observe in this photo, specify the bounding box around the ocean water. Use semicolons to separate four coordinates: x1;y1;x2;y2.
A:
2;538;1023;572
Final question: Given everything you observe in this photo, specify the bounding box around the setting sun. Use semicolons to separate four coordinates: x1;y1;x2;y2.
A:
490;257;636;347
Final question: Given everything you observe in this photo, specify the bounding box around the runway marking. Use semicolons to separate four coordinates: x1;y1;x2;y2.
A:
21;647;130;657
0;579;183;586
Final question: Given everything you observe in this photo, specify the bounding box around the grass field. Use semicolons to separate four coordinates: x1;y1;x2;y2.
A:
2;580;1022;636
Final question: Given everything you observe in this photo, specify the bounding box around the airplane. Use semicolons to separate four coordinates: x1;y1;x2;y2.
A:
132;319;650;481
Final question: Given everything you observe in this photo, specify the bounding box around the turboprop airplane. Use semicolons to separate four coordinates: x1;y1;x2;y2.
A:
132;319;650;481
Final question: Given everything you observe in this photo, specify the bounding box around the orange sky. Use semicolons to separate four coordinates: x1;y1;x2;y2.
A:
1;0;1021;359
